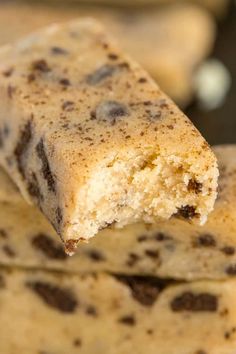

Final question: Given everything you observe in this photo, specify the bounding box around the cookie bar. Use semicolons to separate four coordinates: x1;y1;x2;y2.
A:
0;2;216;106
0;268;235;353
0;145;233;280
0;19;218;252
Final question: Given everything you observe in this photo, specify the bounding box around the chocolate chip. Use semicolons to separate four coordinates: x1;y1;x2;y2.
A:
118;315;136;326
194;234;216;248
36;138;56;193
32;233;66;260
50;47;68;55
14;120;32;177
2;245;15;258
86;64;118;85
95;100;129;125
59;78;71;86
108;53;119;60
187;179;203;194
2;67;14;77
171;292;218;312
86;305;98;317
55;207;63;227
27;281;78;313
153;232;171;241
177;205;197;219
225;264;236;275
32;59;51;72
195;350;207;354
145;249;159;259
138;77;147;83
27;172;43;202
65;239;78;255
62;100;75;111
126;253;140;267
73;338;82;347
116;276;173;306
137;235;148;242
0;229;8;239
221;246;235;256
86;250;106;262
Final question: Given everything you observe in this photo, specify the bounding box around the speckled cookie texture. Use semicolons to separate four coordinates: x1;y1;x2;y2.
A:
0;19;218;253
0;146;233;280
0;2;216;107
0;268;235;354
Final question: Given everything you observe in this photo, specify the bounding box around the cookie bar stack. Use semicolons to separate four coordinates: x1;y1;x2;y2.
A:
0;9;234;354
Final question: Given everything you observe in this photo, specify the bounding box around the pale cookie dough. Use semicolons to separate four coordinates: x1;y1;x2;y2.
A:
0;19;218;252
0;268;235;353
0;2;216;106
0;146;233;280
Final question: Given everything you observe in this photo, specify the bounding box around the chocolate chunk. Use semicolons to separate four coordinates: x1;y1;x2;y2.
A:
187;179;203;194
195;351;207;354
221;246;235;256
27;172;43;201
86;305;98;317
86;249;106;262
171;292;218;312
50;47;68;55
225;264;236;275
32;59;51;72
36;138;56;193
95;100;129;125
14;120;32;177
116;275;173;306
118;315;136;326
32;233;67;260
27;281;78;313
2;245;15;258
177;205;197;219
194;234;216;248
86;64;118;85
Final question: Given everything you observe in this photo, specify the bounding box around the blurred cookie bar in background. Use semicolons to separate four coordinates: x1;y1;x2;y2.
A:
0;2;216;106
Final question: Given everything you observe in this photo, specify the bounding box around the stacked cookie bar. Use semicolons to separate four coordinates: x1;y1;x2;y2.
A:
0;1;216;106
0;17;234;354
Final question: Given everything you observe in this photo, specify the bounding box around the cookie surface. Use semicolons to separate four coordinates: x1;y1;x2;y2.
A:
0;19;218;251
0;145;233;280
0;268;235;353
